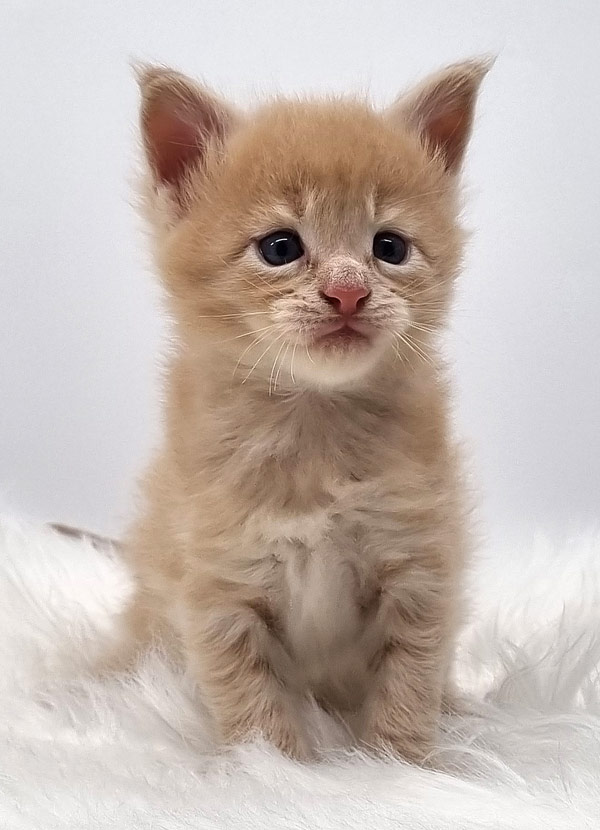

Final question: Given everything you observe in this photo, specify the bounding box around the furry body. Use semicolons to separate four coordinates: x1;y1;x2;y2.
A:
115;60;489;760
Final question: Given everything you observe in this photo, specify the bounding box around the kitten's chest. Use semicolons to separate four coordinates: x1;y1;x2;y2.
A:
216;392;401;515
255;507;387;707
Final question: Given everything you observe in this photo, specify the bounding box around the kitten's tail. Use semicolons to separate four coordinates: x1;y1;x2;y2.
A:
49;522;121;553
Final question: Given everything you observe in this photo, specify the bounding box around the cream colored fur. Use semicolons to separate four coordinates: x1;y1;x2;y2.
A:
113;59;490;761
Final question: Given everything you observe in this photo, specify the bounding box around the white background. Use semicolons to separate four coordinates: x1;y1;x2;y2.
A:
1;1;598;545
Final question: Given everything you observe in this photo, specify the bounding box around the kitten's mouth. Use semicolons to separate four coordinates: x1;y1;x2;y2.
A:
313;320;373;349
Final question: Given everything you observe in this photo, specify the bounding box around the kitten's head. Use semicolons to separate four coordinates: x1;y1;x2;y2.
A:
138;60;489;391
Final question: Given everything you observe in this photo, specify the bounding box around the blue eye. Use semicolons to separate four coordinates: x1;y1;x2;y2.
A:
373;232;408;265
258;231;304;266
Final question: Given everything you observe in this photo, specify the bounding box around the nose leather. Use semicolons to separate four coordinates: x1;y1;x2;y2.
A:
321;285;370;316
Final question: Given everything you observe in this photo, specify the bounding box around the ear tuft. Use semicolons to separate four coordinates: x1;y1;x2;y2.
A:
134;63;236;203
391;57;493;173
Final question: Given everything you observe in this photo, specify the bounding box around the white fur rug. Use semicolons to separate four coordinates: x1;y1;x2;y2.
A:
1;517;599;829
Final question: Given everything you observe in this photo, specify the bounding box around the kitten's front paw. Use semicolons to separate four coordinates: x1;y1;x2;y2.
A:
265;719;313;761
222;707;313;762
362;706;436;764
367;728;432;765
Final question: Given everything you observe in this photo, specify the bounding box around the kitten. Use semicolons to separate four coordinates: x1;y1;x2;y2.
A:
114;58;490;762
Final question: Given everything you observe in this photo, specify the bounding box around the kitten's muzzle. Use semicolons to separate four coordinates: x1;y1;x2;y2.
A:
319;285;371;317
312;317;375;348
313;284;374;346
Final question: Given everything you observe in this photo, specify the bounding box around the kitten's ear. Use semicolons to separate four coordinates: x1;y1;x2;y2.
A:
136;64;237;208
389;58;492;174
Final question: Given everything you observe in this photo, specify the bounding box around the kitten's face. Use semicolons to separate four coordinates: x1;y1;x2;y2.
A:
141;62;488;390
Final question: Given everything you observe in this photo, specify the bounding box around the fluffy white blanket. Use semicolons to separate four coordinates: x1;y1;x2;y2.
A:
0;517;598;829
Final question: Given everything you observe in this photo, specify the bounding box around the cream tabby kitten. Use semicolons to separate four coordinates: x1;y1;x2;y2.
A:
114;59;490;762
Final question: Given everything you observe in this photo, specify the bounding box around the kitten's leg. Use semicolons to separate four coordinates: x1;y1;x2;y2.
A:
183;593;311;761
95;591;174;674
361;583;451;764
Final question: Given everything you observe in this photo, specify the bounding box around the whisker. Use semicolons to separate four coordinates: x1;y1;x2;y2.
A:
410;297;448;306
408;277;455;298
241;276;283;300
394;330;433;367
212;324;277;346
407;331;437;356
289;342;297;385
269;338;288;396
248;272;286;296
273;342;290;394
394;332;418;365
409;322;437;335
196;311;272;320
232;329;274;380
406;339;432;365
391;342;405;366
243;333;285;386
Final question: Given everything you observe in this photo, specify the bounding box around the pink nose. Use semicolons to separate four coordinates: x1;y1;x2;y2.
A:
320;285;371;316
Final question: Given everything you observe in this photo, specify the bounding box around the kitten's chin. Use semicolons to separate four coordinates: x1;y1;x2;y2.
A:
291;333;389;389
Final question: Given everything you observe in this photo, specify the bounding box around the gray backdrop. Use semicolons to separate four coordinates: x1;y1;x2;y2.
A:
1;1;598;547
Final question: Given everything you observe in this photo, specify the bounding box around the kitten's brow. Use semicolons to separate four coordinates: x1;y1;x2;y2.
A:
377;181;474;232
